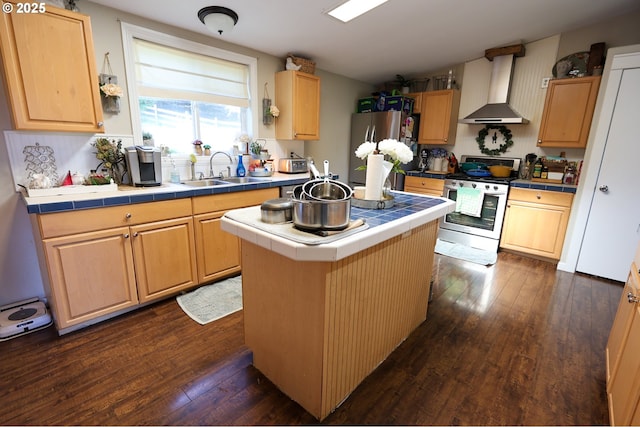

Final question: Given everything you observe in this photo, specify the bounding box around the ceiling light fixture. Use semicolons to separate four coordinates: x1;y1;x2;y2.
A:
327;0;388;23
197;6;238;35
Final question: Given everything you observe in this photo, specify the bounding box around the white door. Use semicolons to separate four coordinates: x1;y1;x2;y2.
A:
576;65;640;282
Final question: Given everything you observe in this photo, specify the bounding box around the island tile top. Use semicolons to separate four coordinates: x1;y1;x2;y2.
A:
221;191;455;262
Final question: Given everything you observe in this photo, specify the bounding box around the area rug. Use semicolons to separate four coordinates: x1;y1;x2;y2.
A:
176;275;242;325
434;239;498;266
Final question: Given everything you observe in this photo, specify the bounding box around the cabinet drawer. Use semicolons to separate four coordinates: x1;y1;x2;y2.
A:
38;199;192;238
192;188;279;214
404;176;444;195
508;188;573;207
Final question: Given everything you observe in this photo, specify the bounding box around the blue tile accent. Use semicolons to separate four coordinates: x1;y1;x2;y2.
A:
39;201;74;213
129;193;155;203
152;192;177;201
73;199;105;209
103;196;132;206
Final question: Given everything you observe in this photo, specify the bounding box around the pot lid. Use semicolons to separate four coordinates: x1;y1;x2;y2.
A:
261;198;292;211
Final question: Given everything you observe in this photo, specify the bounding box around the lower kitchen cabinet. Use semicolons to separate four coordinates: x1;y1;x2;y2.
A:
606;241;640;426
43;227;138;330
35;199;197;332
404;176;444;197
500;188;573;260
131;217;198;303
193;188;279;284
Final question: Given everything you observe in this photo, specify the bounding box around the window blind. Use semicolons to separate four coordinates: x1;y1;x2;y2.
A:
133;38;249;108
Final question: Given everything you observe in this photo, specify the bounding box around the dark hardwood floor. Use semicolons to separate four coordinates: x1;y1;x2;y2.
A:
0;252;622;425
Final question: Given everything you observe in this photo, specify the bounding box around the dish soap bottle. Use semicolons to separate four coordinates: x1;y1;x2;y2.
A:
236;154;246;177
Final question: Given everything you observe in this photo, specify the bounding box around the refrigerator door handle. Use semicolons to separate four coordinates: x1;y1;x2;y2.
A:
364;125;370;142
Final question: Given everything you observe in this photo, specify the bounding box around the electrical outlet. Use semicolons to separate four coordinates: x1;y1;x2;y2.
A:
541;77;551;88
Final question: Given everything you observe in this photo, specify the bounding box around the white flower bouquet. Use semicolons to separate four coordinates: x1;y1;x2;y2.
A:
355;139;414;174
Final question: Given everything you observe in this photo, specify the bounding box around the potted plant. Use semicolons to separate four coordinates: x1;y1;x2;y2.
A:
395;74;413;94
249;139;269;161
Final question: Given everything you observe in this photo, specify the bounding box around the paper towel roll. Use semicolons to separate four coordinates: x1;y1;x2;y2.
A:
365;154;384;200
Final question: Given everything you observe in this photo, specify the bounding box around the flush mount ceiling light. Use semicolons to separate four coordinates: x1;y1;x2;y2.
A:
327;0;388;23
197;6;239;35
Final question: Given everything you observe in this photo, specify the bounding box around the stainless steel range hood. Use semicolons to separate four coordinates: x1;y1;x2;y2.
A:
459;51;529;124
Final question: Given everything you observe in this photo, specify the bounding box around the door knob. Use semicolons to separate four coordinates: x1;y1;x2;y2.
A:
599;185;609;193
628;292;639;304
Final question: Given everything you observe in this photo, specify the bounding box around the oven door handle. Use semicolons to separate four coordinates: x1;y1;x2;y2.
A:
444;185;506;197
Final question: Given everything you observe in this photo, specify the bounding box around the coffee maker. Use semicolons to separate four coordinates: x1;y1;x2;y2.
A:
125;146;162;186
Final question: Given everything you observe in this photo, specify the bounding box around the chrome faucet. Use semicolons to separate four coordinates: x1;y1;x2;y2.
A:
209;151;233;178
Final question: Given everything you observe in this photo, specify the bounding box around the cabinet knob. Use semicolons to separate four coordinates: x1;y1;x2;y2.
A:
536;193;542;199
125;213;132;219
97;121;104;127
443;138;448;142
537;139;542;143
124;233;129;238
628;292;639;304
133;232;138;237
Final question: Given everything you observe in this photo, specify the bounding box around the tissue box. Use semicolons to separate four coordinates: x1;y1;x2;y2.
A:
383;96;414;115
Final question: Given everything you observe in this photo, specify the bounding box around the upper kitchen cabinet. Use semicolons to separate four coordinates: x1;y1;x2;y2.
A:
418;89;461;145
0;1;104;133
537;76;600;148
275;70;320;140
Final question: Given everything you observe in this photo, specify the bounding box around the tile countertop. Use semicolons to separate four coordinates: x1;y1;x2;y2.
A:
21;173;311;214
220;191;455;262
406;171;577;194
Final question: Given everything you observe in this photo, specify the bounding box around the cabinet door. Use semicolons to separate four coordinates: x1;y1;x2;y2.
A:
132;217;198;303
44;227;138;330
0;2;104;132
407;92;423;114
194;211;241;284
500;200;570;260
608;276;640;426
275;71;320;140
418;90;460;145
294;72;320;139
607;267;640;389
537;76;600;148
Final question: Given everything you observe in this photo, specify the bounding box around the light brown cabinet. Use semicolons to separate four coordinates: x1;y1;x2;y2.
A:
406;92;423;114
404;176;444;197
36;199;196;331
500;188;573;260
537;76;601;148
193;188;278;284
418;89;461;145
0;1;104;133
275;70;320;140
606;242;640;426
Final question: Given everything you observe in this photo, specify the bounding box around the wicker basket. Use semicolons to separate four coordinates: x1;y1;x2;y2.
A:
287;54;316;74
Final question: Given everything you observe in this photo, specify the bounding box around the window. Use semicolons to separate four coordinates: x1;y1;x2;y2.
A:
121;23;258;155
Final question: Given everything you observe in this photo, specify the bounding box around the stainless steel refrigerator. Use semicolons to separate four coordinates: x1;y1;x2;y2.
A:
348;110;415;190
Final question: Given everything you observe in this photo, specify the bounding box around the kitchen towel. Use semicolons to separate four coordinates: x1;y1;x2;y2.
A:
455;187;483;217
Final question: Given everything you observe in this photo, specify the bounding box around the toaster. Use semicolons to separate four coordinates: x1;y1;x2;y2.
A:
278;158;308;174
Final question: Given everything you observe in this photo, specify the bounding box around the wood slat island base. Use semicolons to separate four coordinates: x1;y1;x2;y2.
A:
240;220;439;420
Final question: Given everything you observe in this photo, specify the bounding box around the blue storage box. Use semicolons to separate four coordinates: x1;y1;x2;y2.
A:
383;96;414;115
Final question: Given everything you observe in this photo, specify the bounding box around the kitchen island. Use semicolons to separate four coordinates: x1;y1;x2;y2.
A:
221;192;454;420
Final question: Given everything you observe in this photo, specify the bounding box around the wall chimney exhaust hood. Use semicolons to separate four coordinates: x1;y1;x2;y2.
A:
460;44;528;124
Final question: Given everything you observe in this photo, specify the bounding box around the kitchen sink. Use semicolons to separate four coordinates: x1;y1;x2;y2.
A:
221;177;271;184
180;179;229;187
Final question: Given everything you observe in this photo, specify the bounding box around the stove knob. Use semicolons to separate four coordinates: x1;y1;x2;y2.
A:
485;185;490;190
472;183;477;188
458;182;463;187
494;185;499;191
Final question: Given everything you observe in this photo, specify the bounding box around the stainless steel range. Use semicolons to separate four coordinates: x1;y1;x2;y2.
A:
439;156;520;252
